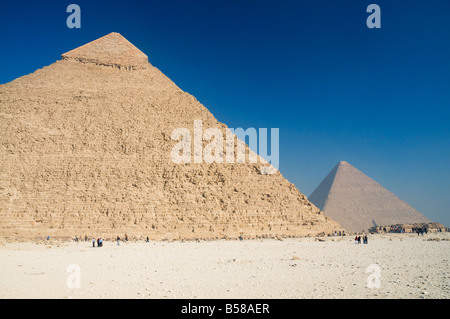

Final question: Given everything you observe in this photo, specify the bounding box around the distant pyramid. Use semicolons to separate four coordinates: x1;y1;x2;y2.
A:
308;161;431;232
0;32;341;240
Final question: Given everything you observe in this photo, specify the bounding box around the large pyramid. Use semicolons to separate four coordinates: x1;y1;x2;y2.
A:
308;161;431;232
0;32;341;240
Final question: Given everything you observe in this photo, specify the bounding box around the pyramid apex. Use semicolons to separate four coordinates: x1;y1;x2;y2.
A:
61;32;149;69
335;161;353;170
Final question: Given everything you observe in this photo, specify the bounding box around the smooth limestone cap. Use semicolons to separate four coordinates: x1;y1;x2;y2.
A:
61;32;149;69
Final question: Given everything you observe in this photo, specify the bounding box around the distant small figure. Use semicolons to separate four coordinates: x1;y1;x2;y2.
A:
363;235;368;244
117;236;120;245
125;234;128;242
47;236;50;241
355;236;358;244
99;238;103;247
357;236;361;244
92;237;96;247
146;236;149;243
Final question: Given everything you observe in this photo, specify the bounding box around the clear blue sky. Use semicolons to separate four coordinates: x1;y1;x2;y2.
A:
1;1;449;226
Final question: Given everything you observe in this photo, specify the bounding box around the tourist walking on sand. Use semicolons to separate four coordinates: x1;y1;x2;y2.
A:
92;237;96;247
117;236;120;245
146;236;149;243
355;235;358;244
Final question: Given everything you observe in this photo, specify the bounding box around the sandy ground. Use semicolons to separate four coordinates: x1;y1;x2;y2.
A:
0;232;449;299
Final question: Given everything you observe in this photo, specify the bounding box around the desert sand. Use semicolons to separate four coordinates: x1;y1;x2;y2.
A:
0;232;449;299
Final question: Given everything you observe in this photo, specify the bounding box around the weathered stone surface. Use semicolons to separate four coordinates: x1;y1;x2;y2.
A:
309;161;431;233
61;32;149;70
0;33;342;240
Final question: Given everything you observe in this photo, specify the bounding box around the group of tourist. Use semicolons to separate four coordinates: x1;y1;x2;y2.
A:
373;224;448;234
70;234;153;246
355;235;368;244
72;235;103;246
92;237;103;247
